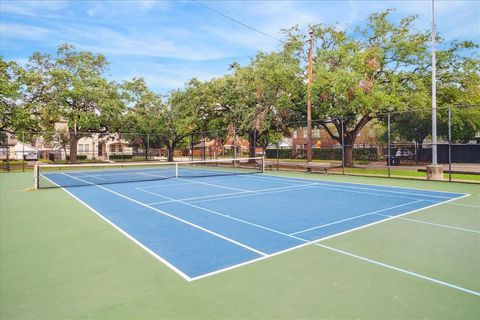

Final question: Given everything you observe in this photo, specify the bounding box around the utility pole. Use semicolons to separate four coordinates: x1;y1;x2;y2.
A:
427;0;443;180
306;29;314;167
431;0;437;166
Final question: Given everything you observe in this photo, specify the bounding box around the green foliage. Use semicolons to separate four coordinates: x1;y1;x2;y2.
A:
282;10;477;165
0;58;39;133
66;155;87;160
21;44;125;162
119;77;165;150
2;9;477;165
390;39;480;144
108;154;133;160
266;148;378;161
231;52;305;149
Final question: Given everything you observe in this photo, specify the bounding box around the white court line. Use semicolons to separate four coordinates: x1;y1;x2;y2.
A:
135;175;280;189
140;174;250;192
374;213;480;234
250;173;468;197
144;189;249;205
75;173;109;181
445;202;480;208
40;174;193;281
245;175;461;200
137;187;300;240
190;193;476;295
72;169;174;179
176;177;250;192
143;182;319;206
289;200;423;236
188;181;431;205
60;173;268;257
137;184;479;297
43;173;479;296
315;243;480;297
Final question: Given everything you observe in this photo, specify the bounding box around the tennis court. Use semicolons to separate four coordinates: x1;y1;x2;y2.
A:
38;158;469;283
1;164;479;319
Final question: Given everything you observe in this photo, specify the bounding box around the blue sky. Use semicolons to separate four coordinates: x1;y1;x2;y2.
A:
1;0;479;94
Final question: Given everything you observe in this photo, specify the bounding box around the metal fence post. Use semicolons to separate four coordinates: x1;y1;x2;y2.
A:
6;135;10;172
341;118;345;175
387;112;391;178
190;133;194;161
448;107;452;182
33;162;39;189
202;131;206;161
233;126;237;160
22;131;25;172
146;134;150;161
276;123;279;171
253;130;257;159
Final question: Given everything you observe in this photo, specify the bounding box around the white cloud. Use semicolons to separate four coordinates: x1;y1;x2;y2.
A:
0;0;69;18
0;23;51;41
1;0;477;94
112;60;225;93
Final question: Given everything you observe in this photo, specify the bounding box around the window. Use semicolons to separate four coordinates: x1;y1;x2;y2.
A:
78;144;89;153
110;145;116;153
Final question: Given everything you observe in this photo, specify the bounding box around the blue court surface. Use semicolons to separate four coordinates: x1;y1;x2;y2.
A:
42;170;466;281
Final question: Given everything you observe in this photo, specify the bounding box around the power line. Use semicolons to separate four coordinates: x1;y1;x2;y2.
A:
192;0;286;44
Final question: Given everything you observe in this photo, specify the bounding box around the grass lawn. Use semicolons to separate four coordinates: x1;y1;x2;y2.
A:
338;167;480;182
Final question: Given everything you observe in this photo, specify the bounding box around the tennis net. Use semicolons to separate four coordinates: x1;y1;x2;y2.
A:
34;157;264;189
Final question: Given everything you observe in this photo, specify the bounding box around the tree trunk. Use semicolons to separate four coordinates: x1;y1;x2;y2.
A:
144;137;149;161
248;131;256;159
343;145;353;167
342;135;356;167
6;145;10;172
69;132;79;164
167;142;175;162
63;148;68;162
416;141;424;163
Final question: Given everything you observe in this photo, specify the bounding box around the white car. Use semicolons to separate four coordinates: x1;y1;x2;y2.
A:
395;149;415;160
23;152;38;161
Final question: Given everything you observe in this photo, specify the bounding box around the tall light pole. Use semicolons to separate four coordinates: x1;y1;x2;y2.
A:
427;0;443;180
306;30;314;166
431;0;437;166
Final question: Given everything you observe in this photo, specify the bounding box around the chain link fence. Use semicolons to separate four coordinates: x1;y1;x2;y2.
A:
265;105;479;183
1;105;478;183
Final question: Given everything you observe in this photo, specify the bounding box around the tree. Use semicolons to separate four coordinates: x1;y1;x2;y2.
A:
232;52;304;157
120;77;165;160
284;11;439;166
391;40;480;146
163;79;212;161
0;58;39;133
25;44;124;163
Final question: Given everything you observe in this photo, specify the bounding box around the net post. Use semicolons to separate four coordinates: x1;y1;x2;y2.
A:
387;112;391;178
448;106;452;182
341;117;345;175
22;131;25;172
262;156;265;173
175;163;179;178
233;126;237;160
33;163;39;189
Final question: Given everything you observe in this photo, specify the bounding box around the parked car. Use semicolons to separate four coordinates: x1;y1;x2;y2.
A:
395;149;415;160
24;152;38;161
